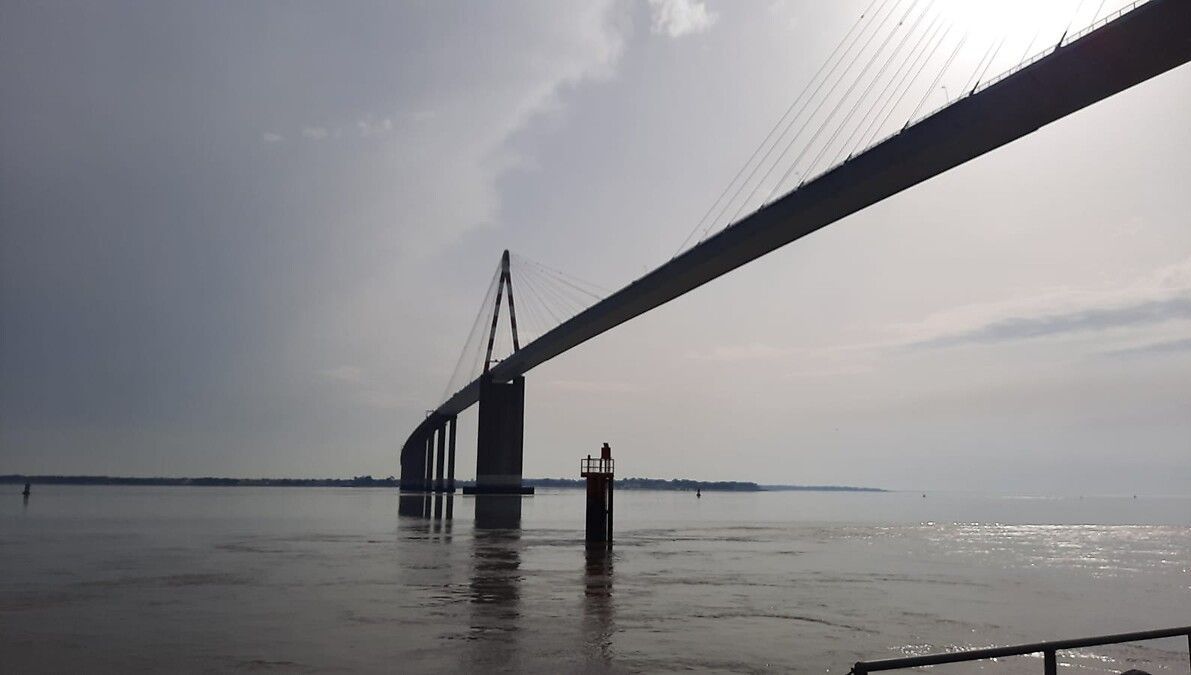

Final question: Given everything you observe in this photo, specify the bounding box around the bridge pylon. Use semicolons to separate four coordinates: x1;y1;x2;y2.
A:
483;249;520;373
401;249;533;507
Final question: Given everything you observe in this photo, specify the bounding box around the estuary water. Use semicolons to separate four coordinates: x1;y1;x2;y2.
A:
1;486;1188;673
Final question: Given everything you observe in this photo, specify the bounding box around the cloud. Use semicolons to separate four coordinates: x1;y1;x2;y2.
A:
1102;336;1191;358
913;298;1191;349
355;117;392;137
318;365;412;409
355;390;411;410
685;342;796;362
899;257;1191;349
647;0;717;38
320;365;365;383
284;116;409;143
544;379;639;393
766;0;802;30
261;131;284;143
301;126;329;140
683;341;879;380
688;258;1191;372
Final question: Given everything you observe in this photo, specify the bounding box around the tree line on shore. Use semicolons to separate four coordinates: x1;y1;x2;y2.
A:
3;475;882;492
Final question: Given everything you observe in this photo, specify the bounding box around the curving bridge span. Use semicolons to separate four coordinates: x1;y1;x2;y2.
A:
400;0;1191;496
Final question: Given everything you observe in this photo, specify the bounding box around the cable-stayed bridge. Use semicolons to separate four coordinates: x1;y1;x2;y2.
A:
399;0;1191;498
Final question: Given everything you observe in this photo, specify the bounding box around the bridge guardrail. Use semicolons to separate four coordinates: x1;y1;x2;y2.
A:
836;0;1154;189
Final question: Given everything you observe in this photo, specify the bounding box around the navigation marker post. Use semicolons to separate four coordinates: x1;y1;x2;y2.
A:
581;443;615;546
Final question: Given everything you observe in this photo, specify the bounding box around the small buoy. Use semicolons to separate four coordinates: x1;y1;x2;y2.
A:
921;493;926;498
696;488;701;498
22;482;31;497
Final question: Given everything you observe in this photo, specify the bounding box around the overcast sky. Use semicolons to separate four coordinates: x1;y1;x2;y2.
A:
3;0;1189;494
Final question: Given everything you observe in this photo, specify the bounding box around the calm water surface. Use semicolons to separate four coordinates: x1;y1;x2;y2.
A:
1;486;1188;673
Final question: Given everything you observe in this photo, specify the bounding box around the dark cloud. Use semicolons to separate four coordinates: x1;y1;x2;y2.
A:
0;0;624;475
1102;336;1191;357
913;297;1191;349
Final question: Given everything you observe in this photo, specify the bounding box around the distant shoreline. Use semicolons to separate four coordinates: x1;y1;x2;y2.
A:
1;474;885;493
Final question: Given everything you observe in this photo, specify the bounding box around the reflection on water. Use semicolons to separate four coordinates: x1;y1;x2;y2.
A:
397;492;457;524
583;545;616;667
399;492;457;538
397;492;430;518
474;494;522;530
468;522;523;670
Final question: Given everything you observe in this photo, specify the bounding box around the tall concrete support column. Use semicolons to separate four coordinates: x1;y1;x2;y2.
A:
467;375;533;495
434;422;447;492
447;417;457;492
399;433;428;492
424;434;434;491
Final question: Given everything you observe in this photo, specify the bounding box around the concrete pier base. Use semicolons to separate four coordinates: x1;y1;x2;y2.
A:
470;375;534;495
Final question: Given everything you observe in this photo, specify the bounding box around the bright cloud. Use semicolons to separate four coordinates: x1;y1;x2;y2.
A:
647;0;717;38
355;117;393;137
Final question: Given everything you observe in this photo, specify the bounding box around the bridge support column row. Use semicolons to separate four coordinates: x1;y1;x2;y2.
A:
400;415;456;495
431;417;455;493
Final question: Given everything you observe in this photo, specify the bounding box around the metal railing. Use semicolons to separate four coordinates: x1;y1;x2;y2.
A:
970;0;1151;98
1062;0;1150;48
803;0;1154;193
852;626;1191;675
580;457;614;476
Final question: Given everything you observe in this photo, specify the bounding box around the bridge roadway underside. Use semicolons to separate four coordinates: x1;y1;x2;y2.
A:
399;0;1191;482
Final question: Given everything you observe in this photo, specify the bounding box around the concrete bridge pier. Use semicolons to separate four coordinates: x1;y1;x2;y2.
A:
423;434;434;491
465;375;534;495
446;416;457;493
400;431;429;492
434;423;447;492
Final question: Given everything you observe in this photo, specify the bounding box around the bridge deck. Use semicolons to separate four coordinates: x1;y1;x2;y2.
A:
404;0;1191;455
